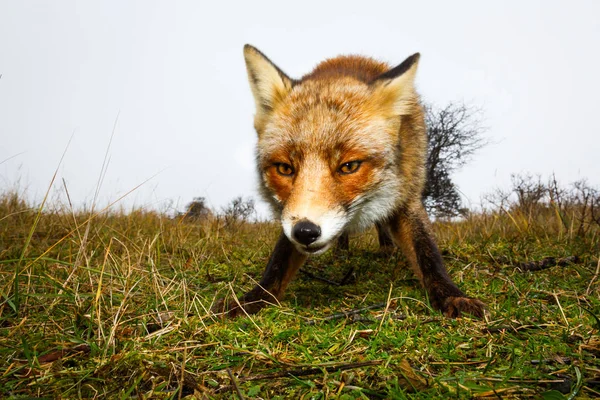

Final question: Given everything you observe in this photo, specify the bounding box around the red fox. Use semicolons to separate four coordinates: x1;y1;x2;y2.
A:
214;45;486;318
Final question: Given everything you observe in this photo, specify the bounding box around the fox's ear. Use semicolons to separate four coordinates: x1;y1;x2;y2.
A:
371;53;420;116
244;45;293;116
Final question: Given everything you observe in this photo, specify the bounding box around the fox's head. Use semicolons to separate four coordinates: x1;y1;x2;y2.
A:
244;45;425;255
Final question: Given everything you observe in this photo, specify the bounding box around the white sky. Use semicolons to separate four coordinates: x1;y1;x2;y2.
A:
1;1;599;216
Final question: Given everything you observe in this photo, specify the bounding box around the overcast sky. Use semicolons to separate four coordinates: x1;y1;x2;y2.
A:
1;1;598;216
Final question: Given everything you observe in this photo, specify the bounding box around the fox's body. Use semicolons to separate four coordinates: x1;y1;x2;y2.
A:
215;45;485;318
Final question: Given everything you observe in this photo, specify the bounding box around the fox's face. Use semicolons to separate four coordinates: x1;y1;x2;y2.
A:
244;46;421;255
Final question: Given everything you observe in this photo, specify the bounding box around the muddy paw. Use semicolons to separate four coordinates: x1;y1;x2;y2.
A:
211;296;268;318
211;297;230;318
211;297;243;319
442;296;486;318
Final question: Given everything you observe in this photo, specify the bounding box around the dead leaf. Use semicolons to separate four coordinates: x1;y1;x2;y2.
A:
397;359;428;391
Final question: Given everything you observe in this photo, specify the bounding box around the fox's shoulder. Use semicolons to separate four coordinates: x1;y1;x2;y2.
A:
301;55;390;83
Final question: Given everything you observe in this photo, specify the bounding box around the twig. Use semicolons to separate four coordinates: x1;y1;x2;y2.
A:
300;266;355;286
429;360;492;366
300;268;342;286
530;357;571;365
517;256;579;272
442;376;568;384
482;323;554;334
241;360;383;382
227;368;245;400
215;360;383;394
306;303;387;325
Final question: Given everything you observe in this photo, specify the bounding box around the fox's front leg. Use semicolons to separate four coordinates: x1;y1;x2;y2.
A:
337;221;394;252
389;205;486;318
213;232;308;318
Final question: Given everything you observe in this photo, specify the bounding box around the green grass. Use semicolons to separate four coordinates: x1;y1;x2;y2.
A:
1;191;599;399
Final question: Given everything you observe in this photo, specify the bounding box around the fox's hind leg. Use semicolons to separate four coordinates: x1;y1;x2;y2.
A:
375;221;395;254
336;232;350;252
337;222;394;253
212;232;307;318
388;204;486;318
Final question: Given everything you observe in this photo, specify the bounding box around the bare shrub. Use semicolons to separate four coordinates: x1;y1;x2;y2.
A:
424;102;486;218
183;197;213;221
219;196;256;229
483;173;600;237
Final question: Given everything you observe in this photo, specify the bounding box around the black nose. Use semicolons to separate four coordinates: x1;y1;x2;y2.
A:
293;220;321;245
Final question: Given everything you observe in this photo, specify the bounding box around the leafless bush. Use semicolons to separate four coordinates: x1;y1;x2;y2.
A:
182;197;213;221
424;102;487;218
511;173;547;215
483;173;600;236
549;177;600;236
219;196;256;229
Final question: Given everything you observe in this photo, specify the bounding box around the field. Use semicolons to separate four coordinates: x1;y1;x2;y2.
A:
1;189;599;399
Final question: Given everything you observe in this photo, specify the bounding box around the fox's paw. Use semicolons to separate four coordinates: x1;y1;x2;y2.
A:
441;296;486;319
211;296;268;319
211;298;246;319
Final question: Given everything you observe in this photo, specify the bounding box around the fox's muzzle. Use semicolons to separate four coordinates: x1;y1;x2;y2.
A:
277;158;351;255
282;209;348;255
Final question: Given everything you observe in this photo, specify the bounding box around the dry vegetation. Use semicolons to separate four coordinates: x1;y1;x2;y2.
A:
1;175;599;399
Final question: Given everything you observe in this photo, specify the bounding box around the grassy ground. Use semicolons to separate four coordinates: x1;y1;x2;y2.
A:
1;191;599;399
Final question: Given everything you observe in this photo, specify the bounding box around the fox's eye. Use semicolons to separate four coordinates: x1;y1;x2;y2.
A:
338;161;362;175
275;163;294;176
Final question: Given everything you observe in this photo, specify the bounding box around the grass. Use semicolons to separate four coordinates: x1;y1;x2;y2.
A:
0;190;599;399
